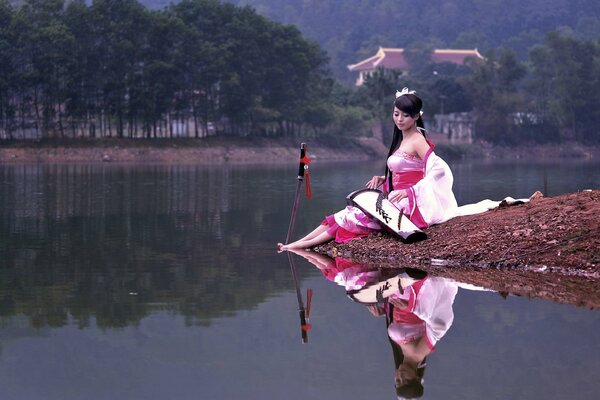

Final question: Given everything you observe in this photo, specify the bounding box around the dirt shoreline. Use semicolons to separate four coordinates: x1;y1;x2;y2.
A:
0;137;387;164
0;138;598;164
313;190;600;308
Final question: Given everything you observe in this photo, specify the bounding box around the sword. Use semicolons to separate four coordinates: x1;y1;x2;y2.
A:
285;143;310;244
285;143;313;343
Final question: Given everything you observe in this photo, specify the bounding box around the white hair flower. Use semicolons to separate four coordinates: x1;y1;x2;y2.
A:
395;87;416;98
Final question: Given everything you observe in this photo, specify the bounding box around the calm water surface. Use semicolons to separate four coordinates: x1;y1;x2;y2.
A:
0;159;599;399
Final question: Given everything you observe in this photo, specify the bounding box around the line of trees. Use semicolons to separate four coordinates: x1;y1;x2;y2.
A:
0;0;336;139
1;0;599;144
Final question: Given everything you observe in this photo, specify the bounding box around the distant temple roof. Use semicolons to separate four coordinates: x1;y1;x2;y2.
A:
348;47;485;71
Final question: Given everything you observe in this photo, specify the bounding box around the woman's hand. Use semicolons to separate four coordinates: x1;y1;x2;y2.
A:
366;175;385;189
388;189;408;203
389;297;408;309
366;305;386;317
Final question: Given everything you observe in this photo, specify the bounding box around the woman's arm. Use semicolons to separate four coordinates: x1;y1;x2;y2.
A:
366;175;386;190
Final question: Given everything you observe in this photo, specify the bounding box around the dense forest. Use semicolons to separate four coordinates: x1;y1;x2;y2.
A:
0;0;332;139
226;0;600;79
1;0;599;144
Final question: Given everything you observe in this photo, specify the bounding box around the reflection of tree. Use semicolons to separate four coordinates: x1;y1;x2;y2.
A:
0;165;293;328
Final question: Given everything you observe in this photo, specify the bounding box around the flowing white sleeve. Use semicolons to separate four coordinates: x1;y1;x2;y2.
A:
454;196;532;217
412;277;458;350
405;152;458;227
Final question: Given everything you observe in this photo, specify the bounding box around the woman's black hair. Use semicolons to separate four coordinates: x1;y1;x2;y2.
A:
384;93;426;191
387;303;427;398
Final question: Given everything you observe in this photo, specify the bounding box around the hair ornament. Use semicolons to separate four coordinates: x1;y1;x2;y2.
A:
395;87;416;98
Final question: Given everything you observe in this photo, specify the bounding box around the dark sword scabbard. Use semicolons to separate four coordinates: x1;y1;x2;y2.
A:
285;143;307;244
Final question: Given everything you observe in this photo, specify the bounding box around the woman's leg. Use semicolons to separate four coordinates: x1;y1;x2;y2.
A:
278;223;329;250
279;230;334;251
295;223;329;242
287;247;333;270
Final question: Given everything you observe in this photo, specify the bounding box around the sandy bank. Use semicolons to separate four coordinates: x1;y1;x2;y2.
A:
1;137;598;164
0;137;387;164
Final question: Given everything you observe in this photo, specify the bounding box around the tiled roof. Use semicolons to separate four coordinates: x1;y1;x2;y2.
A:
431;49;485;64
373;48;410;70
347;53;384;71
348;47;484;71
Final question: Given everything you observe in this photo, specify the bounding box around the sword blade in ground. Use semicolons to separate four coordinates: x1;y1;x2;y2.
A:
285;179;304;245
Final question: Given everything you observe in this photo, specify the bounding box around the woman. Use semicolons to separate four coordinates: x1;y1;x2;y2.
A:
278;88;457;251
385;274;458;398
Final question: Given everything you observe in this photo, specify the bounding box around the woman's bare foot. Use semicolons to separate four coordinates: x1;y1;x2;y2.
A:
277;242;288;253
278;241;310;252
278;242;303;252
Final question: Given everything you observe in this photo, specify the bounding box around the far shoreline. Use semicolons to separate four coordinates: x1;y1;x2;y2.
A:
0;137;598;164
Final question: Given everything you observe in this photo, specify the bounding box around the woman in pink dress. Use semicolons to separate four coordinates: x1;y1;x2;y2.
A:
278;88;457;251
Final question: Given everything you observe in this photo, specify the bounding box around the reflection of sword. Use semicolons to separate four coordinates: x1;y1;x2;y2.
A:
285;143;313;343
288;253;312;343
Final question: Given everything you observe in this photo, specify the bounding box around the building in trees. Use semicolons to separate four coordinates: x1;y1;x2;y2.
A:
348;47;485;85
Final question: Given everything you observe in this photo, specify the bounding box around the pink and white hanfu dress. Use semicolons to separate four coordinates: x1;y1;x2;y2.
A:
387;276;458;351
322;141;458;243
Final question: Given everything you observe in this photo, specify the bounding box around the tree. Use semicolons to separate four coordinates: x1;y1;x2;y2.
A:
529;31;600;142
90;0;153;138
459;48;527;144
0;0;15;138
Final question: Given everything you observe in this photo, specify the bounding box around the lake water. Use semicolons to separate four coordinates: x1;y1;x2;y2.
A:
1;158;599;399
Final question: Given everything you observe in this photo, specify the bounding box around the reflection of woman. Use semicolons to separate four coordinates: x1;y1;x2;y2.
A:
279;89;457;251
366;275;458;398
291;248;461;397
291;249;493;398
287;247;393;291
388;336;427;399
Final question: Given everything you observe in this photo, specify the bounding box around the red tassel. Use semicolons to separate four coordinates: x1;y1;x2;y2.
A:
306;288;313;317
299;153;312;199
305;171;312;199
299;154;312;166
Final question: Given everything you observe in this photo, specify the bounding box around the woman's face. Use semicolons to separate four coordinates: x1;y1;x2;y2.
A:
395;363;419;388
393;106;418;131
